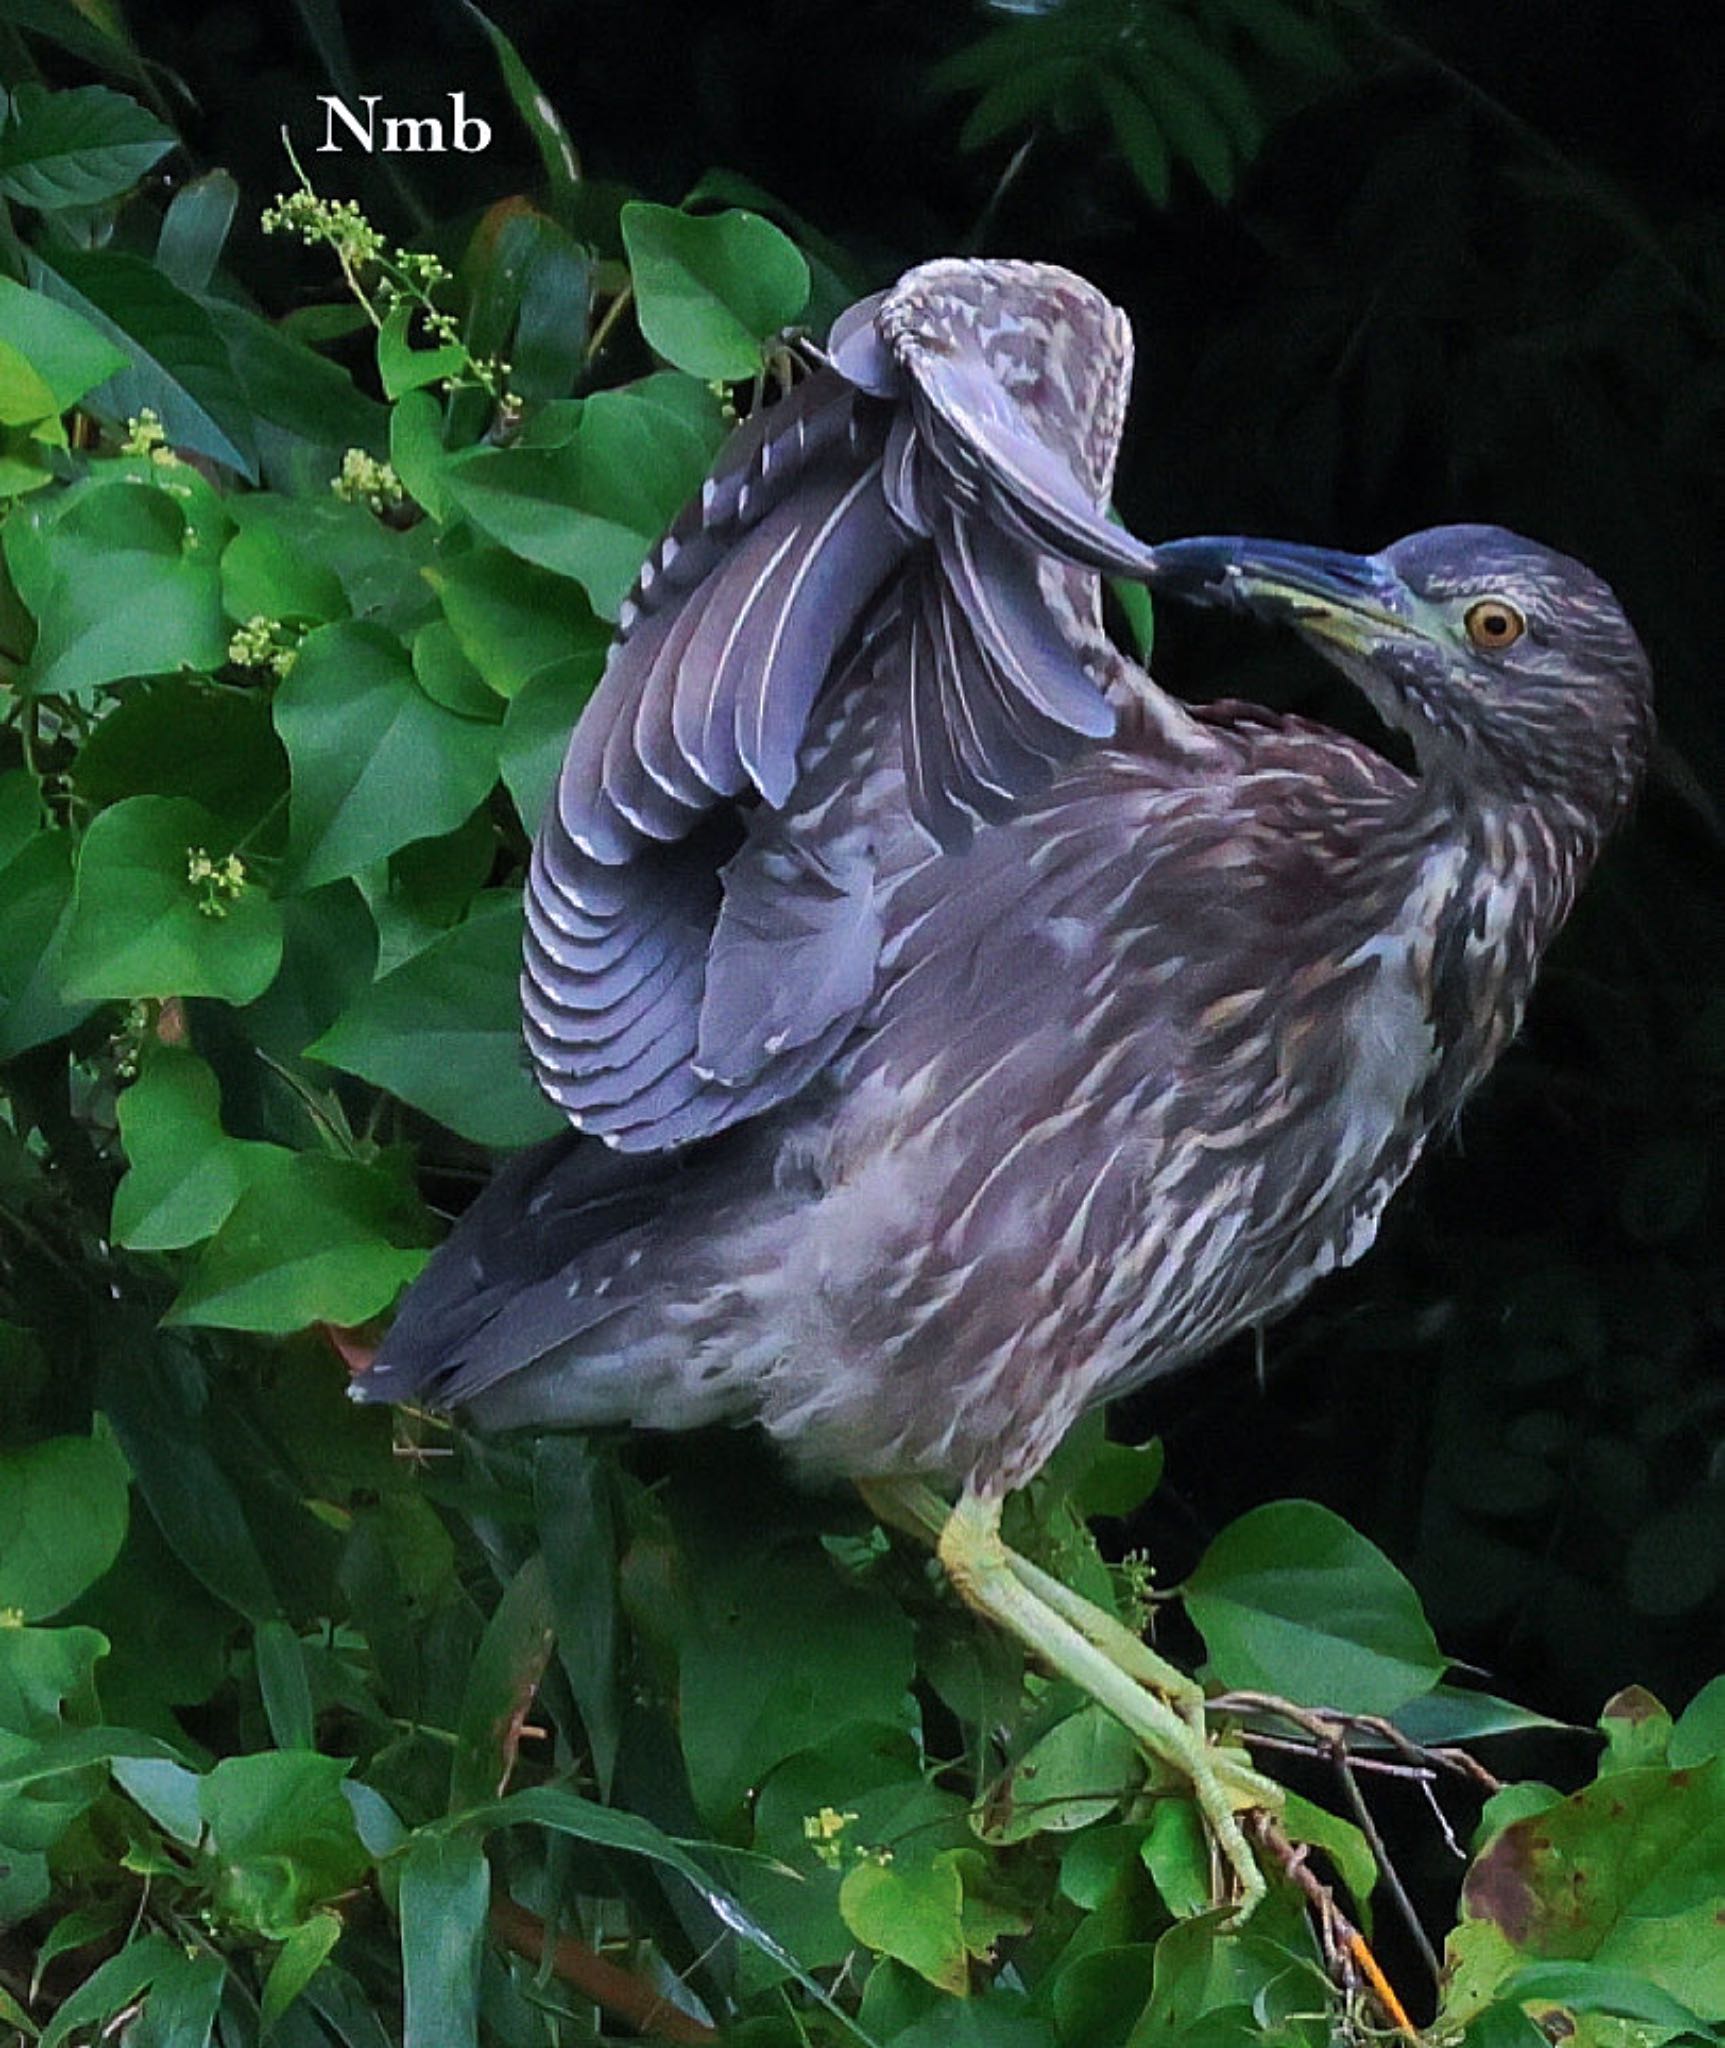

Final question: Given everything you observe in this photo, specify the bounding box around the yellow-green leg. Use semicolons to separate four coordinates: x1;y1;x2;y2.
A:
861;1477;1281;1922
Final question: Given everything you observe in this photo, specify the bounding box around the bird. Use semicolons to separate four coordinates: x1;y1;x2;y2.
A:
355;258;1653;1915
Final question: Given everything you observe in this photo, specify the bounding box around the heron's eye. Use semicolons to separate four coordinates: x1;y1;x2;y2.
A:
1463;599;1526;651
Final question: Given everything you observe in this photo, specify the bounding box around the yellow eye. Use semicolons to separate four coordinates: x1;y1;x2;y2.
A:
1464;599;1526;651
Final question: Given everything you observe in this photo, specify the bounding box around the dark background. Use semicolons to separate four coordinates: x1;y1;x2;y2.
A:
129;0;1725;1722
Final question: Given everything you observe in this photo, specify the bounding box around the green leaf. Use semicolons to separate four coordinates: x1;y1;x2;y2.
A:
38;1934;178;2048
0;0;145;76
497;210;593;403
0;274;128;409
1472;1780;1564;1848
535;1436;621;1795
499;660;593;832
113;1047;289;1250
4;474;229;699
0;83;173;209
1185;1499;1446;1714
0;830;95;1057
309;894;565;1149
449;1553;557;1812
0;424;55;496
1057;1821;1150;1911
72;679;290;837
1391;1684;1570;1747
1138;1898;1327;2042
1209;0;1344;75
446;373;724;617
155;169;238;292
0;1624;106;1738
1122;51;1237;203
889;2004;1053;2048
241;882;379;1065
112;1754;203;1845
261;1910;343;2031
377;301;470;401
211;299;389;485
381;806;500;945
840;1855;968;1995
1096;74;1173;206
237;495;432;631
221;520;349;627
254;1618;315;1751
676;1534;918;1824
1108;572;1156;662
622;201;810;380
167;1152;430;1335
1075;1434;1165;1519
390;388;452;520
0;771;40;872
1280;1790;1377;1912
0;1428;129;1620
463;1;581;218
439;445;631;617
98;1337;282;1622
123;1947;225;2048
411;618;503;719
275;621;499;888
429;545;606;700
1141;1799;1210;1919
398;1830;488;2048
1670;1674;1725;1767
201;1750;372;1939
1136;12;1263;158
1598;1684;1673;1773
1052;1943;1158;2048
955;60;1073;153
0;340;62;434
1498;1963;1712;2032
982;1704;1140;1843
28;247;258;477
60;795;283;1004
1450;1755;1725;2028
29;1901;130;1995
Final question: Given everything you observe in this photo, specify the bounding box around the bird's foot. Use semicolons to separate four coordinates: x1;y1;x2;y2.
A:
860;1478;1281;1922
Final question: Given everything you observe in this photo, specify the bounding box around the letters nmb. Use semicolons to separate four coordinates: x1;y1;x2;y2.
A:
317;93;492;154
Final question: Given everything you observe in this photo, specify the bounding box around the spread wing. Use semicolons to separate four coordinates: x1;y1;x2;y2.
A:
524;257;1171;1152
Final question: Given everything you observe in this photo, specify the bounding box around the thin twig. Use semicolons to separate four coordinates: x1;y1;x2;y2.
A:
1209;1691;1504;1793
1331;1748;1442;1983
1249;1815;1417;2041
1236;1730;1440;1782
1418;1772;1467;1860
586;283;636;366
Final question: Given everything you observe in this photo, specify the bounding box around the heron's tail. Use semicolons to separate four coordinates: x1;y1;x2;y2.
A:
351;1131;699;1419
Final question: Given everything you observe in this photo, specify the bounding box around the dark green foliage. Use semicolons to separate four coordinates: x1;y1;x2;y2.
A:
0;0;1721;2041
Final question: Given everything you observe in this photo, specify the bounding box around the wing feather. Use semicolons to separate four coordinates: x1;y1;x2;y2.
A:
522;257;1198;1151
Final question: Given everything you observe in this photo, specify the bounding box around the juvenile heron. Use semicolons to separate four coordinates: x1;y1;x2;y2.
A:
358;260;1652;1912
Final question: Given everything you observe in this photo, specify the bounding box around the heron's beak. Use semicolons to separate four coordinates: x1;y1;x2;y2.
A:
1149;538;1414;655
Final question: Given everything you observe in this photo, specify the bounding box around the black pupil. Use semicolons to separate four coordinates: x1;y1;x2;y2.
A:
1482;610;1510;637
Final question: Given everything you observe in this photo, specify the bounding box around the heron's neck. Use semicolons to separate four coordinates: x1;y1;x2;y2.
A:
1411;778;1600;1117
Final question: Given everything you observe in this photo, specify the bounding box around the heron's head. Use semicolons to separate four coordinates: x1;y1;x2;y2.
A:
1151;524;1653;827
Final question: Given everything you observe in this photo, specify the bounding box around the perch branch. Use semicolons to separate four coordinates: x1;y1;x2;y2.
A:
489;1895;718;2045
